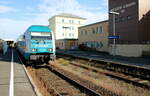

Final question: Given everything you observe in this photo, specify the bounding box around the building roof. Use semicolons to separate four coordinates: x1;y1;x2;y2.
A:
79;20;108;29
50;13;86;20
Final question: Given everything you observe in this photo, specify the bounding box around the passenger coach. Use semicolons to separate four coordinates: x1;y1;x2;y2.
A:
17;25;55;65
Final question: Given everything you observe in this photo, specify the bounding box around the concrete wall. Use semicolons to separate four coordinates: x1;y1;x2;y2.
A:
109;44;150;57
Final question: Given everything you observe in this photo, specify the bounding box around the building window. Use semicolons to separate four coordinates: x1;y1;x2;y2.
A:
69;20;71;23
69;33;72;37
61;42;63;47
72;20;74;23
96;27;98;33
115;18;119;23
127;15;133;20
92;28;95;34
81;30;83;35
85;30;87;35
62;33;64;36
119;17;123;22
78;21;80;24
69;20;74;23
62;19;64;23
72;27;74;30
98;26;103;33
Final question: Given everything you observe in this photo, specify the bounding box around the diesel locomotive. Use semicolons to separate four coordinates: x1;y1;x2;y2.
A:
16;25;55;65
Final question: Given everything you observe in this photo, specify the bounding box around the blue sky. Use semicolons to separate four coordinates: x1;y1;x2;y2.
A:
0;0;108;40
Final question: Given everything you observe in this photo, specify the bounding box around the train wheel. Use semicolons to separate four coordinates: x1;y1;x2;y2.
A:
44;56;49;64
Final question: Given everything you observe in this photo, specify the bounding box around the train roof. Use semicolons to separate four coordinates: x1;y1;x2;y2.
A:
27;25;52;32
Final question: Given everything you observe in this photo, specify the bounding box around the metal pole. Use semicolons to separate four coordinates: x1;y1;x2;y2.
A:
113;14;116;55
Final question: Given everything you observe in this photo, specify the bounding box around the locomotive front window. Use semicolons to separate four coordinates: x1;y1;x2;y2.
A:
31;36;52;40
31;32;52;40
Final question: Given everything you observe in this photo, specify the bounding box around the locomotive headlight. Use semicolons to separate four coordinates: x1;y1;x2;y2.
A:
32;48;37;52
48;48;53;52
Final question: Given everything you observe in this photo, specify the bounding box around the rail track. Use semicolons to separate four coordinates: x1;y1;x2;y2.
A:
27;65;104;96
56;52;150;80
56;54;150;89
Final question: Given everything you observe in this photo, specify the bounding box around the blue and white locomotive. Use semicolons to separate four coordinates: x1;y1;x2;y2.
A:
16;25;55;65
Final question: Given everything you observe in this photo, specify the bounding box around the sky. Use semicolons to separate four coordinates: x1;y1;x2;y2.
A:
0;0;108;40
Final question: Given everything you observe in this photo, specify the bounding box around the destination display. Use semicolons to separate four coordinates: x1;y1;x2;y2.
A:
31;32;51;36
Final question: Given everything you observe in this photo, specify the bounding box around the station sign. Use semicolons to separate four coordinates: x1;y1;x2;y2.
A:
108;36;120;39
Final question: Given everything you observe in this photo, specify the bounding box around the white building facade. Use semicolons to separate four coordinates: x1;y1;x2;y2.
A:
48;13;86;40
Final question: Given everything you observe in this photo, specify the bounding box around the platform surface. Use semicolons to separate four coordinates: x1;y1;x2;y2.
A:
57;50;150;68
0;48;36;96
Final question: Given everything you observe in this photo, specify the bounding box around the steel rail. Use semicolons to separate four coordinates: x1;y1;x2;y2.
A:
46;65;102;96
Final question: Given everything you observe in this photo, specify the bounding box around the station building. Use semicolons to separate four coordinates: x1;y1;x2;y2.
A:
78;20;109;52
48;13;86;49
109;0;150;57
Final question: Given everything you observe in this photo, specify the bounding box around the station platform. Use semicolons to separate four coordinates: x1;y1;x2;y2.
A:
57;50;150;68
0;48;36;96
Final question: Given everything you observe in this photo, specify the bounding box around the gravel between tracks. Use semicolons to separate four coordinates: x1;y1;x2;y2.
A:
49;61;119;96
36;68;87;96
29;66;87;96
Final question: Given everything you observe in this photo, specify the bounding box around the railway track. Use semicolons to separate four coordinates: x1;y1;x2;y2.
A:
56;55;150;89
56;53;150;80
28;65;103;96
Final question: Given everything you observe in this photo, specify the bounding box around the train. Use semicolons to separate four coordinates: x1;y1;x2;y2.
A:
16;25;55;65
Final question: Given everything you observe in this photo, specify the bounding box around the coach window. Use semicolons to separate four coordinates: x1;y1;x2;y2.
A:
23;35;25;39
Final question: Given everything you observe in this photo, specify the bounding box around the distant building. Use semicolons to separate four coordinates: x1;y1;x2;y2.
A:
48;13;86;40
48;13;86;49
78;20;109;52
109;0;150;57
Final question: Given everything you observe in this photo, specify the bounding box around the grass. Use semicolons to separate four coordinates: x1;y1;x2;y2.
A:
57;58;70;65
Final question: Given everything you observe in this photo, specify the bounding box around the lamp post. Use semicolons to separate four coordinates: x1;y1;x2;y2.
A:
109;11;119;55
